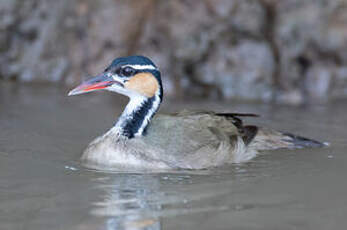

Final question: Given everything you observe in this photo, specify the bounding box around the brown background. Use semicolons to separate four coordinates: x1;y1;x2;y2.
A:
1;0;347;104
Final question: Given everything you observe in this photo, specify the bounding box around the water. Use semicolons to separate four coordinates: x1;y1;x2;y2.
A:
1;82;346;230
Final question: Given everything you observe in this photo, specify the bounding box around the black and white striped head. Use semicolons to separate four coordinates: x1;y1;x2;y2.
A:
68;55;163;101
69;56;163;138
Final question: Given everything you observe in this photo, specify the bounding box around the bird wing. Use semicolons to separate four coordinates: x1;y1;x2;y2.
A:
214;112;259;145
140;111;247;168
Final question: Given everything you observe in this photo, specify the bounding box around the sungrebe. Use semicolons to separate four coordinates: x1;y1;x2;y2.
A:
68;56;325;170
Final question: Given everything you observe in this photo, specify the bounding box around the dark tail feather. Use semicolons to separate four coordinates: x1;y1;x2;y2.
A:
281;132;328;149
248;127;328;151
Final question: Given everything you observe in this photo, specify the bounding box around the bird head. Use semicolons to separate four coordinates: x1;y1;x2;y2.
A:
68;56;163;101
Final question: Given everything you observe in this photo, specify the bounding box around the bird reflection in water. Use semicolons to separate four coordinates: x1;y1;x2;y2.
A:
87;171;233;230
90;174;163;230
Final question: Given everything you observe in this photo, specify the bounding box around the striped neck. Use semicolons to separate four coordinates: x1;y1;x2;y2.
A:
114;93;161;138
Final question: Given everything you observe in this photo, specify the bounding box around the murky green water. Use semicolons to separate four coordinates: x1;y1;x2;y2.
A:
1;82;346;230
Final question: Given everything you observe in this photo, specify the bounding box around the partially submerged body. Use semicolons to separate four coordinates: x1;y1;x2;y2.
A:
81;111;325;171
69;56;326;171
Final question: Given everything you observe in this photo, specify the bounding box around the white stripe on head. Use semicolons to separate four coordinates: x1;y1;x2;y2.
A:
123;64;157;70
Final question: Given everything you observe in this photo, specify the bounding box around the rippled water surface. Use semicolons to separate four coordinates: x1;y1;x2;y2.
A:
1;82;346;230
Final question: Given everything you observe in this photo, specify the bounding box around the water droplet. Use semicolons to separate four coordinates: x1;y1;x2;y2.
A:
65;165;78;171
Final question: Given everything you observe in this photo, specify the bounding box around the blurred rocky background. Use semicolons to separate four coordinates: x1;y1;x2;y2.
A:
1;0;347;104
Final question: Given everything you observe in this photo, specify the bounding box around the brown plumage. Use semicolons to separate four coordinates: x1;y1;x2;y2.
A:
79;111;325;170
68;56;326;171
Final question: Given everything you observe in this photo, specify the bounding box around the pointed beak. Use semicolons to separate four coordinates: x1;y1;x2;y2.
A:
68;73;123;96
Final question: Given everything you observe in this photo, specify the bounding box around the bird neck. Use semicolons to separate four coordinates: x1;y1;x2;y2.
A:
114;93;161;138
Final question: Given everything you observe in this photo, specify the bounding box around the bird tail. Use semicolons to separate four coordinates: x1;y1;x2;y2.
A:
248;127;328;151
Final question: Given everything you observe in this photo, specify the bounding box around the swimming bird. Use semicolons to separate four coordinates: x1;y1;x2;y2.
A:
68;55;325;170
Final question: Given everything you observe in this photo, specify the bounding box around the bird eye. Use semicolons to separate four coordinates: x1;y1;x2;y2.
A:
121;67;135;77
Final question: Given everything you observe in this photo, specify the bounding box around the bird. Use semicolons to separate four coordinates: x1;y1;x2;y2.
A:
68;55;326;171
